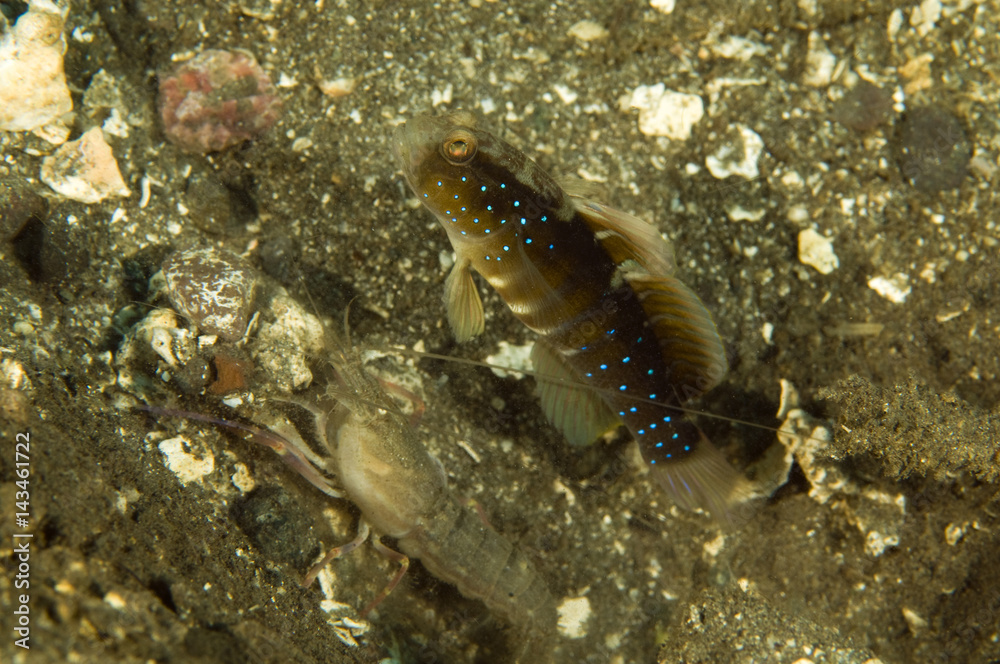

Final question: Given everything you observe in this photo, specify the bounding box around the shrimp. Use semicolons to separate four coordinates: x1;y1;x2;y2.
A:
316;320;557;634
139;317;558;656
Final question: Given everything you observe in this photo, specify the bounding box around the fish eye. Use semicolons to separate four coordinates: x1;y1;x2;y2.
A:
441;130;477;165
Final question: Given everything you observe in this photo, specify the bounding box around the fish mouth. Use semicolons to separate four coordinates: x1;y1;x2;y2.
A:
393;115;443;185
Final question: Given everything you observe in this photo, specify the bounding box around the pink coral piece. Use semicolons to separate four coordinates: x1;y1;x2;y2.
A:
159;49;282;153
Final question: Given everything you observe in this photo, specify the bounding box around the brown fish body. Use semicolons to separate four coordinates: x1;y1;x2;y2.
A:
396;111;749;517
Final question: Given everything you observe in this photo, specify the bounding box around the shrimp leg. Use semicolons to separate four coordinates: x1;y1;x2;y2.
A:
360;539;410;617
303;520;371;588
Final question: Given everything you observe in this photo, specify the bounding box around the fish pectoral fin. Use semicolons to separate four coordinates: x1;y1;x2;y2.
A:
444;257;485;342
573;197;676;277
628;274;728;396
530;339;622;447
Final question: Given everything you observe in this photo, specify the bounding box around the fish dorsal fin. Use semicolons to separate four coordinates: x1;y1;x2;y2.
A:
573;198;676;277
628;274;727;397
444;256;485;342
530;338;622;447
555;175;607;201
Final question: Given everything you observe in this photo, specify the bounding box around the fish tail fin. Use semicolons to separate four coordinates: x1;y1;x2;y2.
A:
648;432;759;528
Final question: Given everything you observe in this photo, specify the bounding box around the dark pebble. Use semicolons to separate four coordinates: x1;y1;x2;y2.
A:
897;105;971;191
832;81;893;132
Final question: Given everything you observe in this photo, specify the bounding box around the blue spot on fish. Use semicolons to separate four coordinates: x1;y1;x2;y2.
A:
514;201;520;207
525;238;532;244
620;385;627;391
622;356;630;363
503;245;509;251
599;364;607;370
481;185;486;191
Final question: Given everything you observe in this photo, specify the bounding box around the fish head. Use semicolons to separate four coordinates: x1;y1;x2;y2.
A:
394;111;556;244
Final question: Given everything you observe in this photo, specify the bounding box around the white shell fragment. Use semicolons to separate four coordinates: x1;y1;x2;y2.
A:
649;0;675;14
797;229;839;274
162;247;258;341
705;124;765;179
557;596;592;639
775;380;905;557
253;291;326;393
868;273;911;303
40;127;131;203
802;32;837;87
0;0;72;133
619;84;704;140
158;436;215;484
567;20;608;42
910;0;942;37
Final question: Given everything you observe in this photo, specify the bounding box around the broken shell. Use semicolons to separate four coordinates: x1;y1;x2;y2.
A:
40;128;131;203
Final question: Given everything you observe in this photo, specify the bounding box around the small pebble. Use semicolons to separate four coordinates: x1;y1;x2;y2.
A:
798;229;839;275
620;84;704;140
897;106;971;191
40;127;131;203
706;125;764;180
832;81;894;132
868;274;911;304
159;49;282;153
162;247;258;341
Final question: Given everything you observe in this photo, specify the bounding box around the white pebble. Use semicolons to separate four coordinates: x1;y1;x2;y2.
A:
567;20;607;42
706;125;764;180
649;0;675;14
158;436;214;484
797;229;839;274
557;596;592;639
868;274;911;303
802;32;837;87
620;84;704;140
